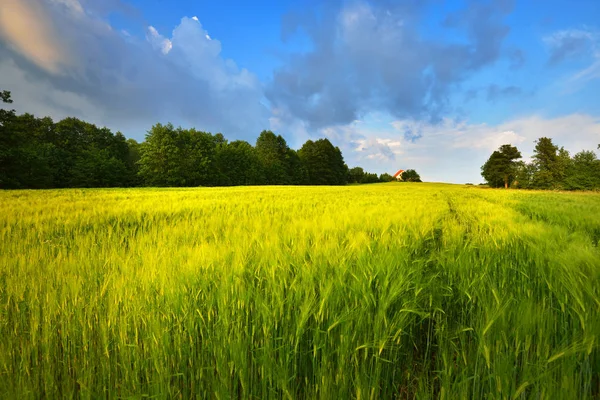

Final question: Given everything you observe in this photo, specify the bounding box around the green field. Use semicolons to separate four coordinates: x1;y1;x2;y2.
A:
1;183;599;398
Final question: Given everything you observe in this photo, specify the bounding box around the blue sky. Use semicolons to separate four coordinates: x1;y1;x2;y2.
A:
1;0;599;183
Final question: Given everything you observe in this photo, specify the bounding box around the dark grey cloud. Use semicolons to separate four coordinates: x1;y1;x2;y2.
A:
267;0;514;130
0;0;268;141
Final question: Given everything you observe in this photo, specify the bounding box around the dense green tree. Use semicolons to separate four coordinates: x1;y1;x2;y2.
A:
125;139;142;186
401;169;423;183
564;150;600;190
49;118;131;187
379;173;394;182
286;149;309;185
0;91;18;187
530;137;564;189
348;167;365;184
360;172;379;183
213;138;233;186
298;139;347;185
138;124;183;186
214;140;265;186
255;130;292;185
0;112;55;188
513;161;536;189
481;144;522;188
138;124;217;187
178;128;218;186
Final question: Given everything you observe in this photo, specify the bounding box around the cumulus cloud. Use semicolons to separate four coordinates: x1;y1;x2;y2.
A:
267;0;515;130
147;26;172;55
0;0;268;140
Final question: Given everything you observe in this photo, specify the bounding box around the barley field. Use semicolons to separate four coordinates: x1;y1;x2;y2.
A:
0;183;599;399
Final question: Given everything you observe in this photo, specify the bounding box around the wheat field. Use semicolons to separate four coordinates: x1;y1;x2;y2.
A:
1;183;599;398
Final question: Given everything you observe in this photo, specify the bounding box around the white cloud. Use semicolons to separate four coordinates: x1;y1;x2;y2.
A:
147;26;172;54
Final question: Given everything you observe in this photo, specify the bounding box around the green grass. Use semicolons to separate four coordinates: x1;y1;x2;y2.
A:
0;183;599;399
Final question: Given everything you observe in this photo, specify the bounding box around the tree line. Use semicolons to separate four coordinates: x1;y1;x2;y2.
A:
0;90;408;189
481;138;600;190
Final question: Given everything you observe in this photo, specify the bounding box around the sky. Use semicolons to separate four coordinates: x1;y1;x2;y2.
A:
0;0;599;183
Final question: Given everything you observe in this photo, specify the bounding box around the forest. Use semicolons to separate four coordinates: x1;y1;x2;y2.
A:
0;90;411;189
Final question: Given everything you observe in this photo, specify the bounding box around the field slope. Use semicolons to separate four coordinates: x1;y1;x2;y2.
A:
1;183;599;398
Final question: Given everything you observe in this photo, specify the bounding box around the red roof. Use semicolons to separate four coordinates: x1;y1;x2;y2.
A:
393;169;405;178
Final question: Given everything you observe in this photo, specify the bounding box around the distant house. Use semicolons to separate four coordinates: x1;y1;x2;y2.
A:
393;169;405;181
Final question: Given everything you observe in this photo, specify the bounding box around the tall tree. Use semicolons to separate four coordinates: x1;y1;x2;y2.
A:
51;117;131;187
126;138;142;186
138;124;217;187
1;93;56;188
0;90;17;188
531;137;563;189
138;123;184;186
481;144;522;188
255;130;292;184
564;150;600;190
298;139;347;185
379;173;394;182
361;172;379;183
348;167;365;184
214;140;265;186
179;128;218;186
286;148;309;185
0;111;55;188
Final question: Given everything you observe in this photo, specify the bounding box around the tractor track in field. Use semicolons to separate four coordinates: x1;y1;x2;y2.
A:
464;190;600;247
